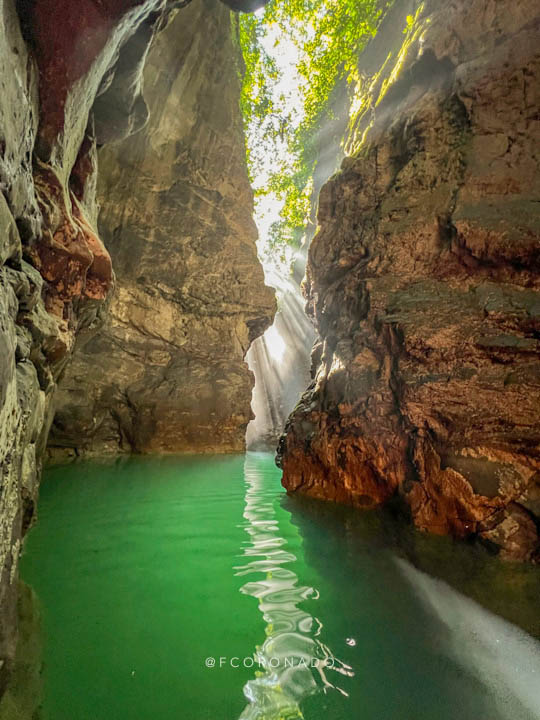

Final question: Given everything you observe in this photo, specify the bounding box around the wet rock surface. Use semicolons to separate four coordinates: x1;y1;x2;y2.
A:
279;0;540;562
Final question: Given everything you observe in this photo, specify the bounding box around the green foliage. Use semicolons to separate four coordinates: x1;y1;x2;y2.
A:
238;0;382;256
405;13;415;30
238;15;281;178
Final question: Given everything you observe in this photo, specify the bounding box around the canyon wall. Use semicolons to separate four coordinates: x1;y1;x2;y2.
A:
279;0;540;561
48;0;275;456
0;0;137;691
1;0;270;696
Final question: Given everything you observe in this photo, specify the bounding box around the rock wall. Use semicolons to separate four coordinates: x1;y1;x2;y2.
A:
49;0;275;456
1;0;270;695
1;0;46;691
279;0;540;562
0;0;140;689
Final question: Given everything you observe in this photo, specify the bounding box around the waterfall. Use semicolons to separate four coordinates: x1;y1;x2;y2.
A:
246;267;316;451
242;11;350;452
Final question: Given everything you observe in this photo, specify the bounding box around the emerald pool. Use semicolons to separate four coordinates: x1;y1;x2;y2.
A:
21;453;540;719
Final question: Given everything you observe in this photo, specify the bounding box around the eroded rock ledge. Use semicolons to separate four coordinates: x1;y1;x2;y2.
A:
279;0;540;562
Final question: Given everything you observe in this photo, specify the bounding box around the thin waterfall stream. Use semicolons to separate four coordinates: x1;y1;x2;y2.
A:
246;271;315;451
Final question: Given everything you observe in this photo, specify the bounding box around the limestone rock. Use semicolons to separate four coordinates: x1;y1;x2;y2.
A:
0;0;210;694
49;0;275;456
279;0;540;562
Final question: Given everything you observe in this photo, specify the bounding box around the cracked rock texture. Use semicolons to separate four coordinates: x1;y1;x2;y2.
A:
279;0;540;561
49;0;275;456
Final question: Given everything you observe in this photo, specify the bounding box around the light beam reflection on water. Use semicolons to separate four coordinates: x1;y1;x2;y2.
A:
236;453;352;719
396;559;540;720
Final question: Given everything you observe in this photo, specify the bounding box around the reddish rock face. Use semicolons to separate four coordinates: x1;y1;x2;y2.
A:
20;0;163;161
279;0;540;562
13;0;164;365
20;0;270;161
31;163;112;318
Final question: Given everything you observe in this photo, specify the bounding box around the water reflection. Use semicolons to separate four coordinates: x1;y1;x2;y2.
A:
235;453;352;719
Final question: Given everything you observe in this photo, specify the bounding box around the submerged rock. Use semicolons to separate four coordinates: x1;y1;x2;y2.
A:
279;0;540;562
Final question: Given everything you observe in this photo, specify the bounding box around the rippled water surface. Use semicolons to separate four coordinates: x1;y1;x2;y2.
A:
21;453;540;719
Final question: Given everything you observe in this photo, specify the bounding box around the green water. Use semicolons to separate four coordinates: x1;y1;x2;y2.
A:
21;453;540;720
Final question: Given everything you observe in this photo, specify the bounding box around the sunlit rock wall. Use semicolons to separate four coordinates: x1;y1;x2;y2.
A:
279;0;540;561
50;0;275;456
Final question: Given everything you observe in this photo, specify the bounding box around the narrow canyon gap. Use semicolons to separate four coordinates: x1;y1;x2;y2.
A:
0;0;538;714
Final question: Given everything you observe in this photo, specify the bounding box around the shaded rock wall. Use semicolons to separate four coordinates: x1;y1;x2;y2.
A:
279;0;540;561
49;0;275;456
1;0;270;695
0;0;144;688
